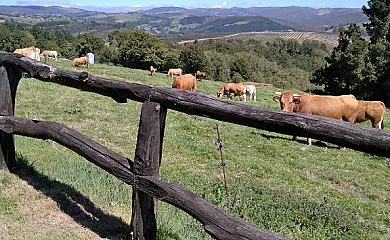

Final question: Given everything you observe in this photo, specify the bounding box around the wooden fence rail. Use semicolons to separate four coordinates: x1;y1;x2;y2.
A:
0;115;283;240
1;53;390;157
1;53;390;239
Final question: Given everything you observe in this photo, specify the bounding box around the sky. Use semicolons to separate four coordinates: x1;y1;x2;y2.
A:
1;0;369;11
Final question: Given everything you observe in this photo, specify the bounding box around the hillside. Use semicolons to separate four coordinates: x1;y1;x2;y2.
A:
142;6;368;31
177;31;341;48
0;5;368;35
1;60;389;239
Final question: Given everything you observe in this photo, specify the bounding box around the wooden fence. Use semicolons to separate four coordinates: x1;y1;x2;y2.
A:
1;53;390;240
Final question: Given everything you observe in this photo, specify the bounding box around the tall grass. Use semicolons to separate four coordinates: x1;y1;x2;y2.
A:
6;60;390;239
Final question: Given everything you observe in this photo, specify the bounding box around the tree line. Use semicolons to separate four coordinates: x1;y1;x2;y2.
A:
0;22;330;91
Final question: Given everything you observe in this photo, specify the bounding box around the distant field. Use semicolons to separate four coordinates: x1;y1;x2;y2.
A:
178;31;340;48
1;60;389;239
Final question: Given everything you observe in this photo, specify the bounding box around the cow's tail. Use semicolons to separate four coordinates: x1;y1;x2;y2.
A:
381;102;386;129
381;116;385;129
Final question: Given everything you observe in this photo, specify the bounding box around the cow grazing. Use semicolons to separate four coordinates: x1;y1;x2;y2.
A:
72;57;89;68
150;66;157;76
13;46;40;61
217;82;246;101
273;91;359;146
356;100;386;129
244;84;256;102
167;68;183;78
40;50;58;61
172;74;196;91
195;70;207;81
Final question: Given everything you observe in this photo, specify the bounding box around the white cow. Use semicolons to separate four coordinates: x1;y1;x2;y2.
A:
244;84;256;102
13;46;40;61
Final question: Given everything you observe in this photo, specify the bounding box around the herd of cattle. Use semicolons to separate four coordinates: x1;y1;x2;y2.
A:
157;66;256;102
13;46;88;67
12;47;386;147
161;65;386;147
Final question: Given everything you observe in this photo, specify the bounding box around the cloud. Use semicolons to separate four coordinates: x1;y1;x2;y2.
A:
16;0;70;6
211;1;228;8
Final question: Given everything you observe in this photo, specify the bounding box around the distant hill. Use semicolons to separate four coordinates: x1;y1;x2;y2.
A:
0;5;101;18
0;5;368;36
141;6;368;32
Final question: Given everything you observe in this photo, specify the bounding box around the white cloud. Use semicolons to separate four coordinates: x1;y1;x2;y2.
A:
211;1;229;8
16;0;70;6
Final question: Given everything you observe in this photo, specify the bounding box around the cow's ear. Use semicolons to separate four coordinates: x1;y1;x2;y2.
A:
273;96;281;102
293;97;300;104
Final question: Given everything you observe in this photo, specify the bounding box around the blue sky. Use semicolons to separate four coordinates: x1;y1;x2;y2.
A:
2;0;368;10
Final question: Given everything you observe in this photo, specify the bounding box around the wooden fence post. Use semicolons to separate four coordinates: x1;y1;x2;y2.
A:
131;100;167;240
0;66;21;171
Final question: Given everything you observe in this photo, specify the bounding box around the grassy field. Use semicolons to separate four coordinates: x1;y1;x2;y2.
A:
1;59;389;239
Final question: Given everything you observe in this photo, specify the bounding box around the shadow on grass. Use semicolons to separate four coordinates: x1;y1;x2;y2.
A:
12;155;131;240
259;133;339;149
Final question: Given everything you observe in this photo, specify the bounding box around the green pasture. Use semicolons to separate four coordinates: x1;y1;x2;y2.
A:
1;59;389;239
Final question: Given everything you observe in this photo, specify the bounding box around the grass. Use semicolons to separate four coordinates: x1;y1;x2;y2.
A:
1;59;389;239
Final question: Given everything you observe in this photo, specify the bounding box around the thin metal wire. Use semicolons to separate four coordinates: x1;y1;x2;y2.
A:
216;125;228;195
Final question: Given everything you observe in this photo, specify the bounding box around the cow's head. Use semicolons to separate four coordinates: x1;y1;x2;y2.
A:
273;92;300;112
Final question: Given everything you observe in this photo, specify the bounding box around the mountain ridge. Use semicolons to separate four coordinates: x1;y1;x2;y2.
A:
0;5;368;35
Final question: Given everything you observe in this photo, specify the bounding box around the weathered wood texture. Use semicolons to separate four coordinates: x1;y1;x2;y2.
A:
131;101;167;240
1;53;390;157
0;66;21;170
0;116;283;240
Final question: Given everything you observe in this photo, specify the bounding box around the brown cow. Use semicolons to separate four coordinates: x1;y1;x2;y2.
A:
167;68;183;78
273;91;359;146
40;50;58;61
13;46;40;61
172;74;196;90
195;70;207;81
217;82;246;101
150;66;157;76
356;100;386;129
72;57;89;68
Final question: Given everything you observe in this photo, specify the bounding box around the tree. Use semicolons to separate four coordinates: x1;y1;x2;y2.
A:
362;0;390;43
362;0;390;104
74;34;105;57
311;24;375;98
179;44;208;74
113;30;168;69
204;50;230;82
0;24;36;52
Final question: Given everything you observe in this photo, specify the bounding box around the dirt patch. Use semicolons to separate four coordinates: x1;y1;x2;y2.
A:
0;173;126;240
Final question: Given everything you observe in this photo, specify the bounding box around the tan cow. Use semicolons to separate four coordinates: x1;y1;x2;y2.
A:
356;100;386;129
195;70;206;81
172;74;196;90
72;57;89;68
13;46;40;61
217;82;246;101
40;50;58;61
167;68;183;78
150;66;157;76
273;91;359;146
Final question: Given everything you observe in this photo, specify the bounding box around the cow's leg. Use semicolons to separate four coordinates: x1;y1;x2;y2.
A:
253;93;256;102
243;94;246;102
307;138;312;146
